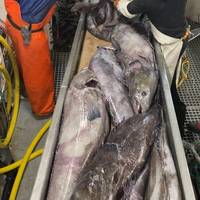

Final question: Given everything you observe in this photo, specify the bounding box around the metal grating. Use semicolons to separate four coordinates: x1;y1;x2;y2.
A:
178;38;200;106
178;35;200;159
53;51;69;99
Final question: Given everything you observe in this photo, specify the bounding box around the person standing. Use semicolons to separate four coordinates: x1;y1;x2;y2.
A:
4;0;56;117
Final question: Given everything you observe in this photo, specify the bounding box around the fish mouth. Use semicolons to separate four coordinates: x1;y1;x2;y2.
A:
85;78;99;88
132;99;142;114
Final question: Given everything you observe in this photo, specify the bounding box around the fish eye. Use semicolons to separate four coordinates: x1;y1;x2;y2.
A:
142;91;147;96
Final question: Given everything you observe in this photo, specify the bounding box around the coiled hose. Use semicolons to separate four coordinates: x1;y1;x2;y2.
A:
0;35;20;148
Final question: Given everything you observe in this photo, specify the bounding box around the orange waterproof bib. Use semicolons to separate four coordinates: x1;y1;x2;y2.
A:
5;0;55;116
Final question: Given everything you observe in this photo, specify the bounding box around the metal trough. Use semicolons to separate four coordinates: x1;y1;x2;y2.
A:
30;14;196;200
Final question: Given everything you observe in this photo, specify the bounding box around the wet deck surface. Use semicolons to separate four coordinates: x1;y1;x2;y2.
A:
8;51;69;200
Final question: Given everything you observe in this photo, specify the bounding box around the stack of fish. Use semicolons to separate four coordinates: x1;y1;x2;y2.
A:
47;1;182;199
71;0;151;42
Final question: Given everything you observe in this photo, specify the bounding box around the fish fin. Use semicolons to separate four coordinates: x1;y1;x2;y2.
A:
87;106;101;121
115;52;128;71
111;38;121;51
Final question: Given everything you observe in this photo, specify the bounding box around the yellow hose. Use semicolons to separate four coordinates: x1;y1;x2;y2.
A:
0;149;43;174
0;35;20;148
9;120;51;200
0;63;12;114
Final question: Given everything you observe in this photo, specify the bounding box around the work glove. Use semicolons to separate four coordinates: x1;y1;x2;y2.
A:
112;0;136;18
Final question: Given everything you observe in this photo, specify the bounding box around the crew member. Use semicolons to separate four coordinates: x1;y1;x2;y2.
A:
4;0;56;117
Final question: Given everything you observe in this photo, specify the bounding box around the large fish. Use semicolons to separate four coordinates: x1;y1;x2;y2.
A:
86;0;119;41
89;47;134;125
121;163;150;200
127;66;159;114
72;0;119;41
47;69;110;200
71;105;160;200
111;23;155;70
111;23;158;113
145;123;182;200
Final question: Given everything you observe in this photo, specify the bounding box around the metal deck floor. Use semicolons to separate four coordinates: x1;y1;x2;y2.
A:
10;100;49;200
8;51;69;200
54;52;69;99
178;36;200;159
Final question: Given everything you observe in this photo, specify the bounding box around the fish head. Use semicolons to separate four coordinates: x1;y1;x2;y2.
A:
129;68;158;114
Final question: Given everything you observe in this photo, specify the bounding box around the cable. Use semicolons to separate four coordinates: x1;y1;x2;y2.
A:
0;149;43;174
0;64;12;114
9;120;51;200
0;35;20;148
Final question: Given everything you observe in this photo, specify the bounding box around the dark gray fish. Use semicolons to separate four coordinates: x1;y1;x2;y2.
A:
86;0;119;41
121;163;150;200
72;0;119;41
127;66;159;114
47;69;110;200
71;106;160;200
145;123;182;200
86;1;117;41
89;47;134;125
